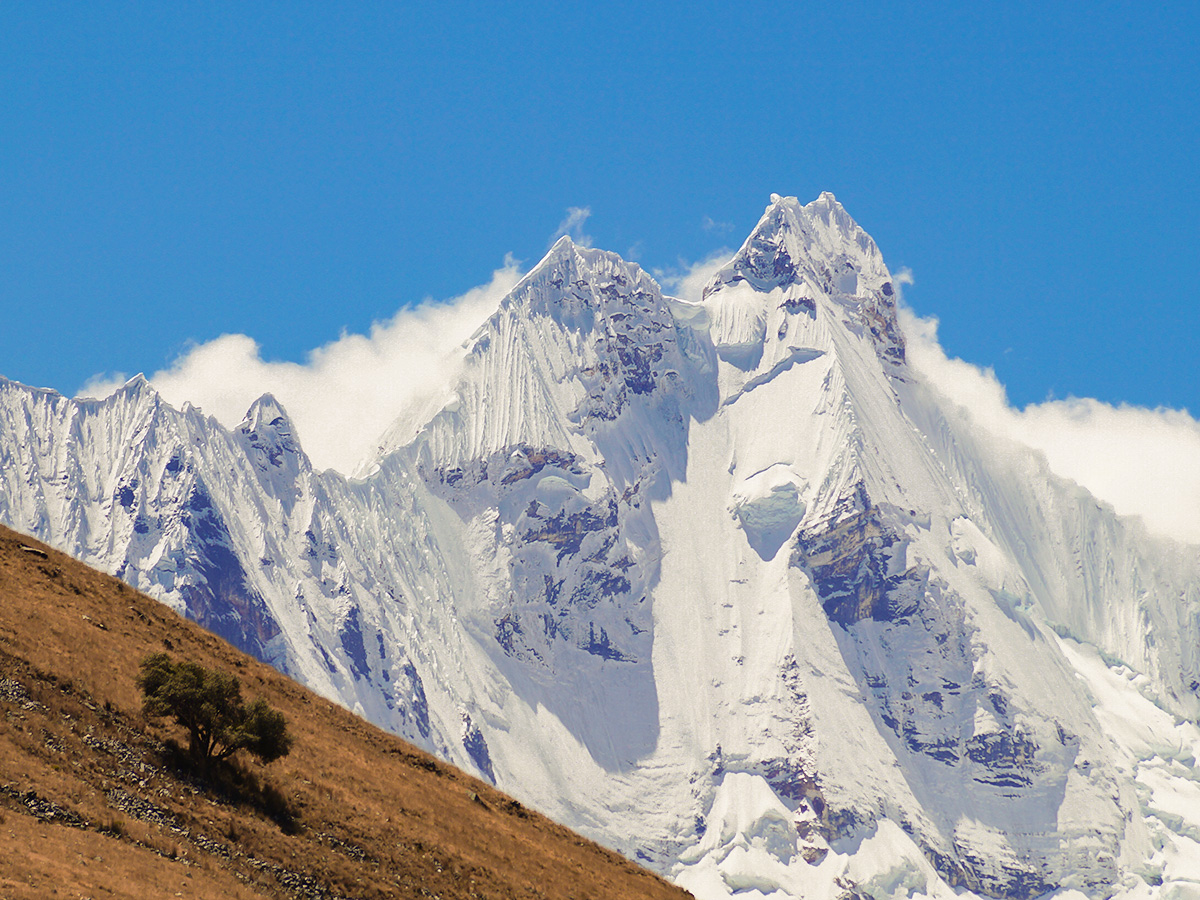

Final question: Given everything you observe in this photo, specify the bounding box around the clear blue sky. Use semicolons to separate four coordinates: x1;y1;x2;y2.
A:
1;2;1196;412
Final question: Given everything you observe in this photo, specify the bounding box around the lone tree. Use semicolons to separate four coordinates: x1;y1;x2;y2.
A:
137;653;292;770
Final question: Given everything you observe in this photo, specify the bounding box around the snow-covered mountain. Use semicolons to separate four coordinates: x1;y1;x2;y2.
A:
4;193;1200;900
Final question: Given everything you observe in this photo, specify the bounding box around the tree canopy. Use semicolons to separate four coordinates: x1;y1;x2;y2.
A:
137;653;292;769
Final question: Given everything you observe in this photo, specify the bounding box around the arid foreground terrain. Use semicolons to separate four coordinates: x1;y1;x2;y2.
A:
0;524;692;900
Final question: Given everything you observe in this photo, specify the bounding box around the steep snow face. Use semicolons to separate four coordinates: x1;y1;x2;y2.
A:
645;195;1182;897
3;194;1200;900
386;237;712;772
0;374;487;763
0;375;285;659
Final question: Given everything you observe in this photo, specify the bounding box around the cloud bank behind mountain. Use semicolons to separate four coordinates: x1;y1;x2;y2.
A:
81;252;1199;546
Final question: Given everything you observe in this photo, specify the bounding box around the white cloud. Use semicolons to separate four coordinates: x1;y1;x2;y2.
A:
551;206;593;247
79;259;524;476
78;371;131;400
899;306;1200;546
654;249;736;303
80;246;1196;547
702;215;734;235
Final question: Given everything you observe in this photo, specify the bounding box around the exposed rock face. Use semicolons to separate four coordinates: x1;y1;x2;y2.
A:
2;194;1199;900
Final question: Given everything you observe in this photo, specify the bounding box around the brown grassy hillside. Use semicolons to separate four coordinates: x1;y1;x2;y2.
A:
0;525;691;900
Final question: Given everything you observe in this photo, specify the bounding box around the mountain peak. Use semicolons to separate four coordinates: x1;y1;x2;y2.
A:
716;192;855;293
519;234;580;287
102;372;162;413
237;393;307;478
240;392;291;433
504;235;658;325
701;193;904;372
118;373;153;397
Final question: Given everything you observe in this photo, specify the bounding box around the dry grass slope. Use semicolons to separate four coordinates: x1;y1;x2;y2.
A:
0;525;692;900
